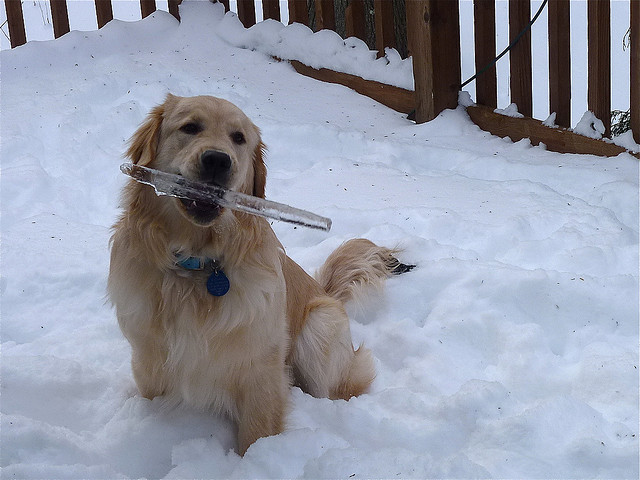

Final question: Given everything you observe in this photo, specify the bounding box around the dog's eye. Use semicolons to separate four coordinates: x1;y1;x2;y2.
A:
180;122;202;135
231;131;246;145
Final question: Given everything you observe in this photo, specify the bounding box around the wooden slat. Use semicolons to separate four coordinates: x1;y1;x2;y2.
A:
315;0;336;31
263;0;281;21
374;0;396;56
587;0;611;137
289;60;414;113
630;0;639;143
219;0;230;12
406;0;434;122
548;0;571;128
168;0;182;21
50;0;70;39
140;0;156;18
95;0;113;28
237;0;256;27
430;0;461;117
346;0;366;41
508;0;532;118
288;0;309;25
467;104;639;158
473;0;497;108
406;0;461;123
4;0;27;48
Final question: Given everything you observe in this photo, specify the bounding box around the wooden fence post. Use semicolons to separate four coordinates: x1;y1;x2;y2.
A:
473;0;497;108
346;0;366;41
374;0;396;56
508;0;532;118
140;0;156;18
95;0;113;28
587;0;611;137
630;0;639;144
548;0;571;128
263;0;281;21
407;0;434;123
288;0;309;25
50;0;70;39
237;0;256;27
4;0;27;48
406;0;461;123
315;0;336;31
168;0;183;21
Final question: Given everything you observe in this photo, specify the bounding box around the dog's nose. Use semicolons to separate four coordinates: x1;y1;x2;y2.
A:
200;150;231;185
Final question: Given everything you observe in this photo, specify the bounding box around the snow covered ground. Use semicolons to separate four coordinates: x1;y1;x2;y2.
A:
1;1;638;478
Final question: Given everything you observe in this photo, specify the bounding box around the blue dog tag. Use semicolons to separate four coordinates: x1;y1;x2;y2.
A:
207;270;230;296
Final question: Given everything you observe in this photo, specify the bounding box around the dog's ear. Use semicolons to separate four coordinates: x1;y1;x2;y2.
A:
126;94;176;166
253;140;267;198
126;105;163;166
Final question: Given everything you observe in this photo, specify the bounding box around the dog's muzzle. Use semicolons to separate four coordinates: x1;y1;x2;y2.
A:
178;150;231;225
200;150;231;187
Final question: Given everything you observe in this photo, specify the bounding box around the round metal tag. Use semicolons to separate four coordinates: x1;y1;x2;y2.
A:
206;270;230;296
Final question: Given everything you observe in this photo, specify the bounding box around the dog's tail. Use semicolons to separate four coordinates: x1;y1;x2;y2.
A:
315;238;414;305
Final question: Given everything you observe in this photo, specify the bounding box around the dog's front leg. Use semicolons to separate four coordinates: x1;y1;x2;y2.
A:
236;357;289;455
130;342;167;399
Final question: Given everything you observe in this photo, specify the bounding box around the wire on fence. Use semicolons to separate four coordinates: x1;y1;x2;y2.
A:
460;0;548;89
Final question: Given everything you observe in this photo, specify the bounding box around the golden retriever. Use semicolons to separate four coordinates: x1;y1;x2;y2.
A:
108;94;412;455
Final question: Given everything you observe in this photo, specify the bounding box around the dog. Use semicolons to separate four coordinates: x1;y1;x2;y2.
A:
108;94;413;455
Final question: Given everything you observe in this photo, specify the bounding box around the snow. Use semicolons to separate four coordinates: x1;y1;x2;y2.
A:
1;1;638;478
574;111;607;140
216;14;415;90
457;91;474;108
542;112;557;128
494;103;525;118
614;130;640;154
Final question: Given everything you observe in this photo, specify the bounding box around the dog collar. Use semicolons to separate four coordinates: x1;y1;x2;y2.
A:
174;253;230;296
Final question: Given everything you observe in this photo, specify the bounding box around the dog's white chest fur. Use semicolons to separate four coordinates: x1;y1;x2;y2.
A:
158;265;288;417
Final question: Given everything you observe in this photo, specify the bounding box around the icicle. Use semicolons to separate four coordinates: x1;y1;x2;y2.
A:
120;163;332;232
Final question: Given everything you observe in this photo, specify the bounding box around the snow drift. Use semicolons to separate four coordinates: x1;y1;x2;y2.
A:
1;2;638;478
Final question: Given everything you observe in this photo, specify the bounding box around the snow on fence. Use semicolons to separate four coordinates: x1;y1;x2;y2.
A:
4;0;639;152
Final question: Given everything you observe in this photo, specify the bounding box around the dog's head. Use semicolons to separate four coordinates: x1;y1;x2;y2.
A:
126;94;266;226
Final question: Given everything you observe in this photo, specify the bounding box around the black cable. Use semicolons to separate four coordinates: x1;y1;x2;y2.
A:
460;0;548;89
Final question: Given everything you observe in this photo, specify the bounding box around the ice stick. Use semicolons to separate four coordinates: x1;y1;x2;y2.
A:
120;163;332;232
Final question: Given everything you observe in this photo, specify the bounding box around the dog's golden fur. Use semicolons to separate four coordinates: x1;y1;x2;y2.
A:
108;94;404;454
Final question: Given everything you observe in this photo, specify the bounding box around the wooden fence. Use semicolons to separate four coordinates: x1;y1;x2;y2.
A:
4;0;640;152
